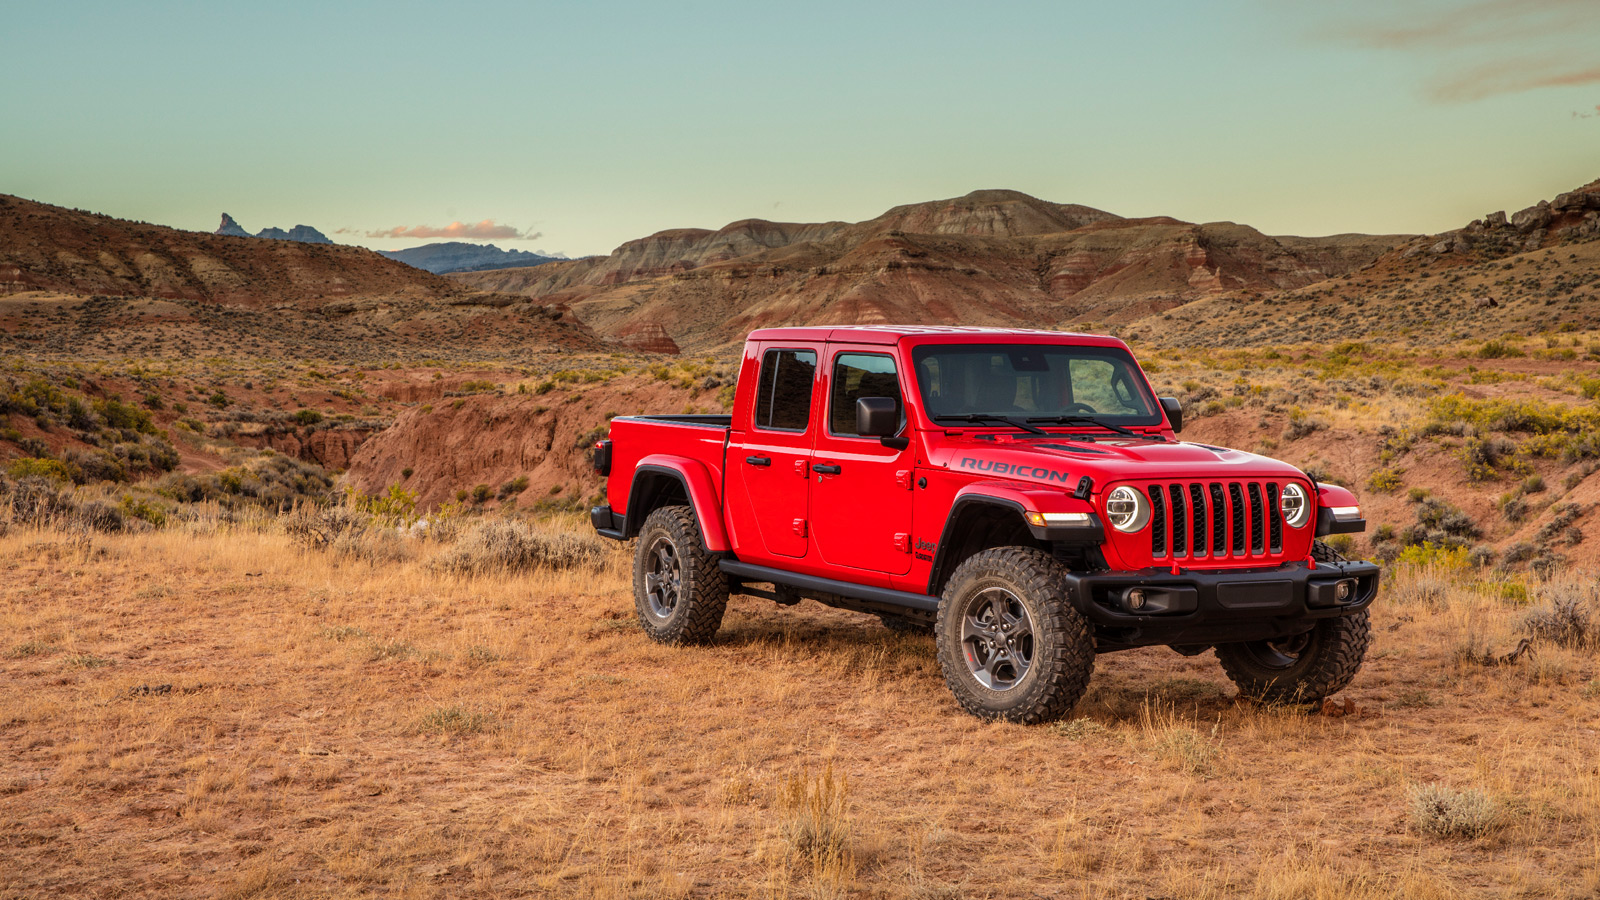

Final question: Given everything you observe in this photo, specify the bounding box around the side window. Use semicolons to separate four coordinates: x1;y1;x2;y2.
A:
830;353;903;436
754;348;816;432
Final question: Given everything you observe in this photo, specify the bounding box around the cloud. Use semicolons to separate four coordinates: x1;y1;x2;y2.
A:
1321;0;1599;102
351;220;542;241
1338;0;1590;50
1431;57;1600;101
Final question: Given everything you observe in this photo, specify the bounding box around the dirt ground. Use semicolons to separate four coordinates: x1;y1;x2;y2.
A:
2;520;1597;899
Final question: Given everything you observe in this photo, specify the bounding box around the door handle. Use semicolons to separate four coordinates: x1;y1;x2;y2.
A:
746;456;771;467
812;463;841;475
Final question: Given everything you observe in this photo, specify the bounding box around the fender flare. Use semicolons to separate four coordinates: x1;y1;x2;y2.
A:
925;482;1102;595
625;456;731;552
1314;482;1366;536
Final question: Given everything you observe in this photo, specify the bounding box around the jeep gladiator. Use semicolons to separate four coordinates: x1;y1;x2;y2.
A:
591;326;1377;723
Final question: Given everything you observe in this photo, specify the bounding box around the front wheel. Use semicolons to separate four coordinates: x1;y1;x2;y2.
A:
935;547;1095;724
632;506;728;645
1214;612;1371;703
1216;539;1370;702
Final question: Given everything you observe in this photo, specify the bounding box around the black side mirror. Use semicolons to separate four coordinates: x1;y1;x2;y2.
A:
857;397;899;437
1160;397;1183;434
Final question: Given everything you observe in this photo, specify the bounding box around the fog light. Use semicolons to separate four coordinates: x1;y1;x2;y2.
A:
1125;588;1147;610
1336;580;1354;602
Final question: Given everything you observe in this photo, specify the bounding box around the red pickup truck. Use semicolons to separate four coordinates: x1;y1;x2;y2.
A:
591;326;1376;723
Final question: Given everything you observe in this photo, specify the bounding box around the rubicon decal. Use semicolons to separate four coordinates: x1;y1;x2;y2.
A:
957;457;1073;483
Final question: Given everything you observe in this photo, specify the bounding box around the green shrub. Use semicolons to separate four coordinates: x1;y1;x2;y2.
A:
470;483;492;504
1475;340;1525;359
1366;468;1404;493
118;495;168;527
7;457;75;483
294;408;324;426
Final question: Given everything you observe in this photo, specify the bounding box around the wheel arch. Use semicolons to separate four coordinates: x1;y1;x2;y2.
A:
926;495;1049;596
623;458;730;551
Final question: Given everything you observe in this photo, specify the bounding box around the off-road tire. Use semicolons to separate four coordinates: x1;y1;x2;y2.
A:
1214;540;1371;703
632;506;728;645
935;547;1095;724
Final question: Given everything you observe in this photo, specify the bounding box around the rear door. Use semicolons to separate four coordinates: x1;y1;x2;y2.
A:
808;345;915;578
726;344;818;561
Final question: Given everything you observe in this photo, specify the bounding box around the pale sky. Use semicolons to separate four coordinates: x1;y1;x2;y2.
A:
3;0;1596;257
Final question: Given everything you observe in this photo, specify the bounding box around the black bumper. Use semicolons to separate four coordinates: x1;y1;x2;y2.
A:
590;505;625;541
1064;559;1379;650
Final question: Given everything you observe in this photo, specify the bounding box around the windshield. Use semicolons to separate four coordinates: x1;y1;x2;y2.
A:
910;343;1162;426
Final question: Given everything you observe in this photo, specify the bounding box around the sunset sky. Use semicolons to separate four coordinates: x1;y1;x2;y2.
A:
3;0;1596;257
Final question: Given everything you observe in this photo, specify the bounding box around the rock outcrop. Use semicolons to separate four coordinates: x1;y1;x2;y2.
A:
216;213;251;238
215;214;333;244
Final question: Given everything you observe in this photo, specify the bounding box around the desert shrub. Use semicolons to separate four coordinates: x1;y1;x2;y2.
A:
293;408;323;426
1280;407;1326;441
431;519;610;576
416;705;492;736
1430;395;1600;435
1499;495;1528;523
1519;586;1596;649
1395;542;1471;570
1401;498;1479;549
93;398;155;434
470;483;492;504
778;762;853;878
8;457;77;484
63;447;126;484
119;494;168;527
347;484;419;527
283;505;370;551
1324;534;1356;556
496;475;530;501
1475;340;1524;359
74;500;126;533
1366;468;1404;493
1390;573;1452;609
1408;784;1498;838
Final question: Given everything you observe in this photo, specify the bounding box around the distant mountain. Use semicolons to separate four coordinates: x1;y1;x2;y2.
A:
0;195;462;305
215;214;332;244
378;242;561;275
447;188;1409;351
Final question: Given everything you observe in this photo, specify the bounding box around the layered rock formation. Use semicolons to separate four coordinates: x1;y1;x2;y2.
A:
448;189;1405;352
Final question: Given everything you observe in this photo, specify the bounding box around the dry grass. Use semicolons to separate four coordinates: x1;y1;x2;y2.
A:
1;517;1599;899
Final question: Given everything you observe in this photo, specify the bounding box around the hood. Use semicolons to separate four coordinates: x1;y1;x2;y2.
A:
925;432;1307;489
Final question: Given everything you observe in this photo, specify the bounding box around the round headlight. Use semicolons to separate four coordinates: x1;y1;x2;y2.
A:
1281;482;1310;528
1105;486;1150;533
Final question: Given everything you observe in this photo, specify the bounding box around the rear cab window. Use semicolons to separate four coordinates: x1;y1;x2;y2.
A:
754;348;817;432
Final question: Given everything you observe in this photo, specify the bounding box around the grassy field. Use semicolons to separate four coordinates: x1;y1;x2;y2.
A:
3;508;1598;899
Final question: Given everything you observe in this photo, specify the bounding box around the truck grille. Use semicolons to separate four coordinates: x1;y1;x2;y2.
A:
1144;480;1286;563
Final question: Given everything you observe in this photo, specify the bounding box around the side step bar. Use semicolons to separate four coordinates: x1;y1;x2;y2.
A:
718;560;939;614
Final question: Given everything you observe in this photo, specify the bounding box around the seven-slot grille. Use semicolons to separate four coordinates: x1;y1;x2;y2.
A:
1143;480;1289;562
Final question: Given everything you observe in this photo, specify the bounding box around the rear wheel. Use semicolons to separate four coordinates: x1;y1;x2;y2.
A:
1214;540;1371;702
632;506;728;645
935;547;1094;724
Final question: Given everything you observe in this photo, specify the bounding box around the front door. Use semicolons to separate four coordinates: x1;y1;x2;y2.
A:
726;344;818;560
809;347;915;577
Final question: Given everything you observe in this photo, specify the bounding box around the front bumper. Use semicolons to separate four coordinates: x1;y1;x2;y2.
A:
1063;558;1379;650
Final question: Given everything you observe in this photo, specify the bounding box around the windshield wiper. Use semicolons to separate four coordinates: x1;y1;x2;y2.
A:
1027;415;1165;441
933;414;1049;435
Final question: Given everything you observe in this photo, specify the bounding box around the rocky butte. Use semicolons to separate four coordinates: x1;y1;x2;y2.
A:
215;213;333;244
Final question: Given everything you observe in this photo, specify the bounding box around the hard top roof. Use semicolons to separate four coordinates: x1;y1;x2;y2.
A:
743;325;1127;346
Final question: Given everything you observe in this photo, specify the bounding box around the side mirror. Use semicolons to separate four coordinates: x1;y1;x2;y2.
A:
856;397;900;437
1160;397;1183;434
